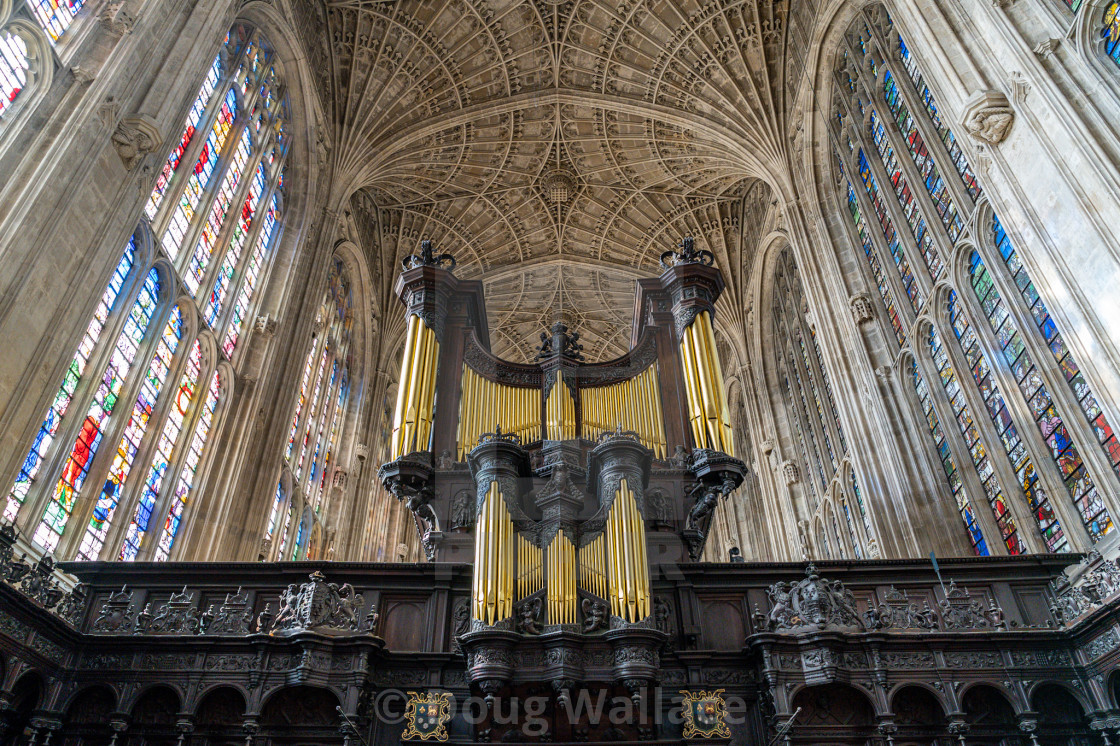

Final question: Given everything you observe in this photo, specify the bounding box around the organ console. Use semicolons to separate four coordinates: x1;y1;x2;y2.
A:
378;237;746;712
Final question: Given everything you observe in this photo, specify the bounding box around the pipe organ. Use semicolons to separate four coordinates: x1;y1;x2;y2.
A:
379;236;746;705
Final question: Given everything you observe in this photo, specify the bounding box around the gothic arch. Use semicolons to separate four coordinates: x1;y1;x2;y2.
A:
0;16;53;155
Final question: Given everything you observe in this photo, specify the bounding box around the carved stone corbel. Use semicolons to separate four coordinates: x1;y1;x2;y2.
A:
961;91;1014;145
100;1;135;35
780;460;799;485
849;293;874;325
111;116;162;171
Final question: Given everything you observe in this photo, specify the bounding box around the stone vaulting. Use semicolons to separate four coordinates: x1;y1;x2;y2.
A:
0;0;1120;742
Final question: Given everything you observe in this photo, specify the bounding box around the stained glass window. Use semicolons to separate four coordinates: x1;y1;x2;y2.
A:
28;0;83;42
896;37;982;201
162;87;237;261
967;245;1113;542
223;189;280;357
0;29;29;117
76;305;183;560
276;501;293;558
838;158;905;346
993;220;1120;490
298;260;354;507
856;150;922;312
911;359;989;556
286;341;318;460
868;108;947;274
155;369;220;561
6;23;290;561
34;269;160;551
6;241;136;521
206;163;265;327
832;12;1120;552
266;478;284;552
120;340;202;561
147;54;223;219
1106;3;1120;66
185;125;251;297
880;73;963;244
948;292;1069;551
774;250;868;557
929;325;1025;555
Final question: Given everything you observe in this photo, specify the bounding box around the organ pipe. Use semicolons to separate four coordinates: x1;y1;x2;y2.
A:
546;530;577;624
580;366;666;457
390;315;440;459
545;371;577;441
578;534;608;599
678;310;734;455
472;481;515;624
604;478;650;622
457;367;542;460
517;534;543;600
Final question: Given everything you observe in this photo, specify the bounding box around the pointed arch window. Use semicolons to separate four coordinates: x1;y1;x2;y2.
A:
773;250;872;558
946;293;1069;552
274;259;355;559
119;339;202;560
0;28;28;115
33;268;161;551
1106;4;1120;66
5;22;290;561
910;359;989;555
75;304;184;560
5;240;135;521
928;326;1025;555
829;6;1119;552
27;0;83;42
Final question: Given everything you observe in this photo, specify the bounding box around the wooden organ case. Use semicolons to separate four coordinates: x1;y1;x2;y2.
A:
378;238;747;740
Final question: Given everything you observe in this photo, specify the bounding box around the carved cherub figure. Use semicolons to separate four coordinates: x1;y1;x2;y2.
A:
582;598;608;633
517;598;543;635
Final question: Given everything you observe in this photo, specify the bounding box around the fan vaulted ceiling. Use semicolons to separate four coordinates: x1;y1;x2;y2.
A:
291;0;812;361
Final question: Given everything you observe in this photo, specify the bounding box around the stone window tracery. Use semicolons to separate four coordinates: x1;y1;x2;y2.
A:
0;4;53;128
773;250;873;560
273;258;355;561
829;5;1119;553
3;22;289;561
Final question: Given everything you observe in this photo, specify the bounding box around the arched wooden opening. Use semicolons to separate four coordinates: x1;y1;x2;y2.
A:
194;686;246;745
259;685;342;743
1031;683;1090;744
61;684;117;745
960;684;1017;745
4;671;43;744
891;684;947;744
129;685;181;745
790;683;875;744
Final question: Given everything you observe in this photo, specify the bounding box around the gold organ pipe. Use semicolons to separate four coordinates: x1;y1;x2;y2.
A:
390;314;418;458
699;311;734;455
651;366;667;457
687;322;715;449
472;483;488;620
696;316;723;451
679;327;706;447
621;480;636;622
401;321;427;454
